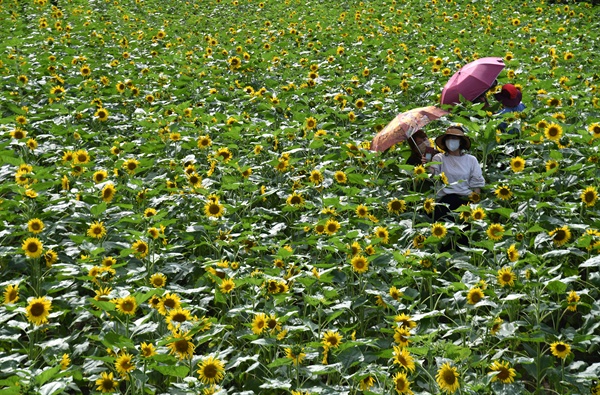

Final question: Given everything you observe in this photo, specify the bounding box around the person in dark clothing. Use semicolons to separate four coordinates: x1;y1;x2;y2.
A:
406;129;438;166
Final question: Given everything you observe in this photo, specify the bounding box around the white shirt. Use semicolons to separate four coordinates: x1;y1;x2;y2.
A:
430;153;485;197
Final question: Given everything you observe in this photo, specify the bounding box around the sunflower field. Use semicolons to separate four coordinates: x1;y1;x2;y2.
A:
2;0;600;394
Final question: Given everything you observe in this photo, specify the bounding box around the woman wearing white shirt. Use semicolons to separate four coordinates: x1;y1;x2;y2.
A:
425;126;485;222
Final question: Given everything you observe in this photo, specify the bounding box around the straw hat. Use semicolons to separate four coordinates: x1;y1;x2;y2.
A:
435;126;471;152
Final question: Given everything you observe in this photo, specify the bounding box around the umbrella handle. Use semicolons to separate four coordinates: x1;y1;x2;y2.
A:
410;135;423;157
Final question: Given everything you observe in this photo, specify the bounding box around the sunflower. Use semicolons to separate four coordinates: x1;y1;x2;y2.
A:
486;223;505;241
359;376;375;391
95;371;118;393
507;244;519;262
566;290;580;312
158;293;181;315
251;313;267;335
466;287;484;305
509;156;525;173
412;234;426;249
544;123;563;141
101;183;116;203
197;355;225;384
322;330;343;349
113;295;137;316
355;204;369;218
26;296;52;326
131;240;149;258
545;159;559;172
219;278;235;293
94;107;109;121
581;186;598;207
115;352;135;376
168;330;195;360
73;149;90;165
334;170;347;184
87;221;107;239
589;123;600;139
144;208;157;218
308;169;323;185
393;326;411;347
497;267;517;287
27;218;44;234
431;222;447;239
204;200;224;218
436;362;460;393
489;360;516;384
373;226;389;244
305;117;317;130
324;219;341;235
93;170;108;183
3;284;19;305
549;225;571;246
140;342;157;358
388;198;406;214
550;341;571;359
22;237;43;258
350;255;369;274
393;346;415;372
423;198;435;214
285;346;306;366
123;158;140;175
94;287;112;303
266;314;281;333
494;185;512;200
166;308;194;332
10;127;27;139
490;317;503;335
145;273;166;289
197;135;212;149
392;371;412;394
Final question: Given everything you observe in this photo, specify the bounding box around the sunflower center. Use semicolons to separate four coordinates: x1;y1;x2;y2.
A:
497;368;509;380
122;301;134;312
208;204;221;214
27;243;40;253
164;299;176;308
30;302;45;316
101;379;115;390
443;370;456;385
203;364;217;378
174;339;189;353
556;344;566;352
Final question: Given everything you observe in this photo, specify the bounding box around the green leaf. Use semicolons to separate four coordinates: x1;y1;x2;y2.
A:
150;364;190;378
90;202;107;216
267;357;292;368
545;280;567;294
35;366;61;386
103;331;135;349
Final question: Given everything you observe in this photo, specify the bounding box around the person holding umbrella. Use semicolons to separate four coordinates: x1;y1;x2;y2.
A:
426;126;485;223
406;129;438;166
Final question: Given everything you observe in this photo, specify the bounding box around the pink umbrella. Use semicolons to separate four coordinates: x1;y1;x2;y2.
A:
371;106;448;152
440;57;505;106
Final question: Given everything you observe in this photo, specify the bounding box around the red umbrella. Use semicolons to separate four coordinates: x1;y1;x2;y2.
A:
371;106;448;152
440;57;505;106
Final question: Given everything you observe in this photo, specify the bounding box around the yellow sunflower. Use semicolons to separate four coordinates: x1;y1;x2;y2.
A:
566;290;580;312
94;107;109;121
140;342;157;358
131;240;149;258
466;287;484;305
26;296;52;325
285;346;306;366
355;204;369;218
550;341;571;359
168;330;195;360
322;330;343;349
392;371;412;394
204;201;224;218
87;221;107;239
494;185;512;200
27;218;44;234
350;255;369;274
486;223;505;241
324;219;341;235
3;284;19;305
436;362;460;393
489;360;517;384
544;123;563;141
101;183;116;203
549;225;571;246
197;355;225;384
166;308;194;332
497;267;517;287
507;244;519;262
387;198;407;214
431;222;447;239
95;371;118;393
115;352;135;376
393;326;411;347
423;198;435;214
219;278;235;294
334;170;347;184
581;186;598;207
509;156;525;173
113;295;137;316
393;346;415;372
22;237;43;258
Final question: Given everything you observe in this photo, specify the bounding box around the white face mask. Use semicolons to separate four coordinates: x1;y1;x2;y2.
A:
446;139;461;152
